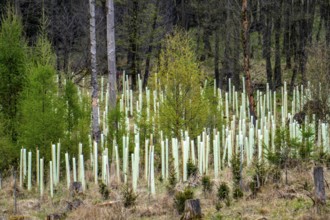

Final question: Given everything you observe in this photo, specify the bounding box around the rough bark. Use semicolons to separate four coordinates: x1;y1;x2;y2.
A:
106;0;117;110
70;182;83;197
47;213;64;220
313;166;326;206
89;0;100;142
242;0;256;123
181;199;202;220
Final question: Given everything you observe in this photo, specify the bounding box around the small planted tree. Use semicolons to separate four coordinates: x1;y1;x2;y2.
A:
0;6;27;141
19;33;65;159
217;182;230;208
122;184;138;208
231;153;243;199
0;115;16;171
174;187;194;214
152;30;207;139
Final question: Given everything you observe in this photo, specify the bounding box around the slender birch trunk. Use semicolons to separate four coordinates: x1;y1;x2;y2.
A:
107;0;117;109
89;0;100;142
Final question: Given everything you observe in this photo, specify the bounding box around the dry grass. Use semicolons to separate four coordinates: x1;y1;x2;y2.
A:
0;166;330;219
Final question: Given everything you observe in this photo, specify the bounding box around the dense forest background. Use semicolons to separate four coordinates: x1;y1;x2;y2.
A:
0;0;329;171
0;2;330;218
0;0;329;90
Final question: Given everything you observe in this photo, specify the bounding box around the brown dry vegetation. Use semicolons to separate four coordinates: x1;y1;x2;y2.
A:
1;166;330;220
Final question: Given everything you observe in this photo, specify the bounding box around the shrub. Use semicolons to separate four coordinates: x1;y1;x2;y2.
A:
166;162;177;194
187;159;198;178
174;187;194;214
249;159;268;197
232;186;243;199
231;153;241;186
99;182;110;200
201;175;213;193
217;182;230;201
121;185;138;208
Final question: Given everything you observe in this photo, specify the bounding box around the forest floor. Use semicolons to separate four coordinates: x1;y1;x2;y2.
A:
1;165;330;220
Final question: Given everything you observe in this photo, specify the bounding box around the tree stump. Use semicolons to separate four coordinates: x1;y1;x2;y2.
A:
70;182;83;197
46;213;64;220
65;199;83;212
313;166;326;206
181;199;202;220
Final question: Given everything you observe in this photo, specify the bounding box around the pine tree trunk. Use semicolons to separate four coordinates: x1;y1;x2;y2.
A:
214;28;220;89
274;0;282;89
283;0;292;69
261;1;272;88
242;0;256;123
222;0;232;84
127;0;139;89
89;0;100;142
143;0;159;89
106;0;117;110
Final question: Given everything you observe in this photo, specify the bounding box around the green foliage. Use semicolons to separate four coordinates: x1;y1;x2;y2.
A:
217;182;230;201
232;186;243;199
266;127;315;171
152;30;207;138
62;80;91;156
249;159;268;197
134;102;153;151
231;153;241;186
299;126;315;160
187;159;198;178
99;182;110;200
202;80;225;130
201;175;213;193
166;162;177;194
19;35;64;159
108;106;126;158
266;128;290;167
0;6;27;141
174;187;194;214
121;185;138;208
64;80;81;133
0;114;17;171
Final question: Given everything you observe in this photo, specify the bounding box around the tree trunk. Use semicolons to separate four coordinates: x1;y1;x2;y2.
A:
214;29;220;89
233;23;241;89
222;0;233;85
181;199;202;220
143;0;159;89
313;166;326;206
274;0;282;89
242;0;256;124
13;171;17;214
261;0;272;88
283;0;291;69
89;0;100;142
106;0;117;110
127;0;139;89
